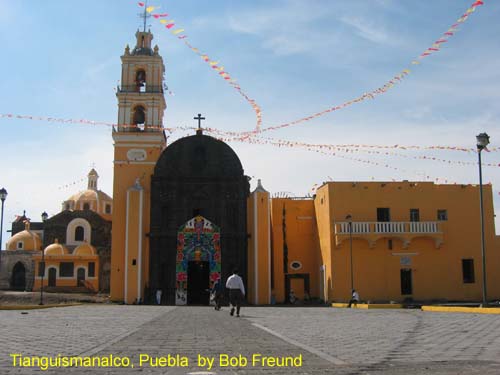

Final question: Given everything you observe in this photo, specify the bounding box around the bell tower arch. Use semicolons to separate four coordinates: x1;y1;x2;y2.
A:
110;29;167;303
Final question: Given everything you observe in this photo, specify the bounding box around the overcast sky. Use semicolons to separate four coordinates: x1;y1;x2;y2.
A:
1;0;499;246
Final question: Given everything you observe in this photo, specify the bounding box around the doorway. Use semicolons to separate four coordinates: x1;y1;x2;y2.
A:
11;262;26;290
187;261;210;305
400;268;413;295
48;268;57;287
77;268;86;287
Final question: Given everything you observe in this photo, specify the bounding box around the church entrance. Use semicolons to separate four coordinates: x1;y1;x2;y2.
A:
175;216;221;305
187;261;210;305
11;262;26;290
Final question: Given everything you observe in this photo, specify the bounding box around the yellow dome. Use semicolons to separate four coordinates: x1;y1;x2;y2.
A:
74;242;96;256
6;222;41;251
44;239;69;256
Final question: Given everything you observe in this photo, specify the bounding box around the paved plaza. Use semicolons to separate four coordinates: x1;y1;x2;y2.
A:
1;305;500;374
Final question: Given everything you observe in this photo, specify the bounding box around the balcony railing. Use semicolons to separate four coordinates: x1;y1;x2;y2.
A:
118;85;164;94
336;221;441;234
334;221;443;249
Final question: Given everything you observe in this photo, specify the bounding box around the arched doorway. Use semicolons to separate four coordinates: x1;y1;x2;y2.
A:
48;268;57;287
77;268;86;286
11;262;26;290
175;216;221;305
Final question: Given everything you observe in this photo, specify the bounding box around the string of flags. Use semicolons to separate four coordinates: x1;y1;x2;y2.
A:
57;176;87;190
253;0;485;134
138;2;263;132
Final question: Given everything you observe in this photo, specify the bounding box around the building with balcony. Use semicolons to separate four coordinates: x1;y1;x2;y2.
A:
253;180;500;304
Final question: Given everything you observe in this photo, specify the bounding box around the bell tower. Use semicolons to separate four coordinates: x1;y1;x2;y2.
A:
110;29;167;303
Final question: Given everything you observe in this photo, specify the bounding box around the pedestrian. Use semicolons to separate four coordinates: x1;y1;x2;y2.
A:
289;289;297;304
156;289;162;305
225;268;245;317
348;289;359;308
211;276;224;311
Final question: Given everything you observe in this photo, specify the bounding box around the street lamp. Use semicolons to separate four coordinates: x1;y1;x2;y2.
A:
0;188;7;251
39;246;45;306
39;212;48;305
346;214;354;292
476;132;489;306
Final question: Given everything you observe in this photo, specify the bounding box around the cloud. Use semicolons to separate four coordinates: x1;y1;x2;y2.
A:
339;16;391;45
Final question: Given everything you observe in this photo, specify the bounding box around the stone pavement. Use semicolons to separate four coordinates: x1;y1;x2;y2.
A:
1;305;500;374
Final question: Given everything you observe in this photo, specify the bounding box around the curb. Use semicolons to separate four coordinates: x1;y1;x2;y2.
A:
0;303;83;310
332;303;403;309
422;306;500;314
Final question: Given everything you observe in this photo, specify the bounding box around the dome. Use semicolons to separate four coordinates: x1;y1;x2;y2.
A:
44;239;69;256
74;242;96;256
154;133;244;178
62;168;112;215
6;221;41;251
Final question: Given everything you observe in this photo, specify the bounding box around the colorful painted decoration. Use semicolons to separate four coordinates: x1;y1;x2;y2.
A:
175;216;221;306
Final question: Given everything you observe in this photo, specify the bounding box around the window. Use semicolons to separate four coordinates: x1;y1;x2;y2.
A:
60;262;74;277
132;105;146;130
17;241;24;250
462;259;475;283
388;239;393;250
437;209;448;221
105;204;111;214
83;203;90;210
377;208;390;222
410;209;420;222
88;262;95;277
75;226;85;241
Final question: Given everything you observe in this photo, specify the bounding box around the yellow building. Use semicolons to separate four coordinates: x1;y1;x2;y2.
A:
106;29;500;305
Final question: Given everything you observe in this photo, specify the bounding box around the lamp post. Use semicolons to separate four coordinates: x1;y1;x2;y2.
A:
476;132;489;306
346;214;354;292
39;212;48;305
0;188;7;251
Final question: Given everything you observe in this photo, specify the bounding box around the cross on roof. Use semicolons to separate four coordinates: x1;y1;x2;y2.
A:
194;113;206;130
138;1;151;32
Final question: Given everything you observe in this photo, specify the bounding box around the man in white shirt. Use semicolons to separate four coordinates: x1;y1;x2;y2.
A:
225;269;245;317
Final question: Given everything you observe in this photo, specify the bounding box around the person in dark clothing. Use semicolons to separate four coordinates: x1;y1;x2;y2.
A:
211;277;224;311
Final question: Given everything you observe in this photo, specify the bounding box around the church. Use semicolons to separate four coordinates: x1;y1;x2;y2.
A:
109;28;500;305
2;27;500;306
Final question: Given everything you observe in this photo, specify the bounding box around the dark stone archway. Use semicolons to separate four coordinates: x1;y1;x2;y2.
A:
11;262;26;290
149;133;249;305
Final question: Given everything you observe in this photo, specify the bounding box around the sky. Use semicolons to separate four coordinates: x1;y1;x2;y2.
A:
0;0;499;246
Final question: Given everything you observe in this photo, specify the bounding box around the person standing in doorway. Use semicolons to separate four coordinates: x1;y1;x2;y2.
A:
156;289;162;305
348;289;360;308
226;269;245;317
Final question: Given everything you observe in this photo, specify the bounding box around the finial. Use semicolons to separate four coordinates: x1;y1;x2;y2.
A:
194;113;206;135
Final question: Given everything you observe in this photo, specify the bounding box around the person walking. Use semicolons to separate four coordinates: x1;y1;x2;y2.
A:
226;269;245;317
211;276;224;311
348;289;359;308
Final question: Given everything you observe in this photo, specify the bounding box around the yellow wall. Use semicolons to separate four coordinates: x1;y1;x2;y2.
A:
270;198;321;303
110;132;165;302
247;190;271;304
33;255;99;291
317;181;500;302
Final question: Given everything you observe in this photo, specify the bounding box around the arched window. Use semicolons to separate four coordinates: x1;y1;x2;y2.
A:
75;226;85;241
132;105;146;131
105;204;111;214
136;69;146;92
83;203;90;210
65;203;70;210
